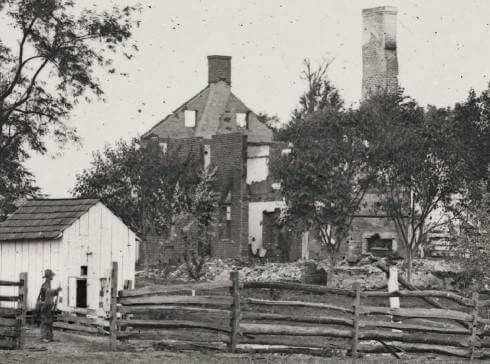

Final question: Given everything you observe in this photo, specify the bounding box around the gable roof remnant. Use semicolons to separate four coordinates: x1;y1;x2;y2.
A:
0;198;99;241
143;82;273;144
142;55;273;144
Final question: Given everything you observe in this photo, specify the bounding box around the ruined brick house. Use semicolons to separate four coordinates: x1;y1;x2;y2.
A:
141;55;296;263
141;6;407;264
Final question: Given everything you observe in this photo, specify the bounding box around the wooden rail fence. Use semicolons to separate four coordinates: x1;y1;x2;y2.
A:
100;262;490;359
0;273;27;350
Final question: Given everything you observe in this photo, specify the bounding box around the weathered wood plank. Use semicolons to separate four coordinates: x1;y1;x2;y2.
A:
0;296;19;302
359;319;471;335
153;340;228;352
119;280;232;297
56;314;109;328
358;341;470;358
53;322;100;334
0;280;20;287
244;298;353;314
351;283;361;358
239;334;348;349
243;281;354;297
365;290;474;307
240;323;352;338
0;308;20;317
0;326;19;337
359;328;473;348
117;305;230;316
241;311;353;327
0;317;18;327
119;295;233;306
478;300;490;307
18;272;27;349
243;280;474;307
0;338;17;349
229;271;240;353
359;306;473;322
118;319;230;333
237;344;339;356
470;292;480;360
109;262;118;351
117;329;229;342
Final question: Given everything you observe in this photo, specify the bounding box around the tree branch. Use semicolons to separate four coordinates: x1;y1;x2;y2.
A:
1;16;38;100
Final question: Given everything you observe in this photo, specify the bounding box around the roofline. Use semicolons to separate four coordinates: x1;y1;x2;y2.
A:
94;201;140;240
142;85;210;139
0;232;63;242
26;198;99;201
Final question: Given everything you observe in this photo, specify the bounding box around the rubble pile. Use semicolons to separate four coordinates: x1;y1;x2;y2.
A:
164;258;307;282
137;255;465;290
327;256;387;290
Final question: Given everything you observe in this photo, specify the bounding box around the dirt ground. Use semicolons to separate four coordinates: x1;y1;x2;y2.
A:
0;327;473;364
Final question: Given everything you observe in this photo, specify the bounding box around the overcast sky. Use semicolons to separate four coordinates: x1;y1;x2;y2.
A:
20;0;490;197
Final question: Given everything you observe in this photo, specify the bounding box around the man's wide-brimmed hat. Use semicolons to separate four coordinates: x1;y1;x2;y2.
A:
43;269;55;278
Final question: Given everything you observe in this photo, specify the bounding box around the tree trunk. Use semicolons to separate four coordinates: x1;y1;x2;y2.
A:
326;252;336;287
144;235;149;278
407;248;413;284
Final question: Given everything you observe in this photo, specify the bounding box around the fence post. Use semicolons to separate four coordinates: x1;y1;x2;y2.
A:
109;262;118;351
351;282;361;358
17;272;27;349
470;291;479;361
228;271;240;353
388;265;400;309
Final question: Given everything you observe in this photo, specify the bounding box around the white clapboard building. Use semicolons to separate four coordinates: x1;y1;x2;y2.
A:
0;199;137;314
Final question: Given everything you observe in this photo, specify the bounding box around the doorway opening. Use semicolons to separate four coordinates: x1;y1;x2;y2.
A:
76;279;87;308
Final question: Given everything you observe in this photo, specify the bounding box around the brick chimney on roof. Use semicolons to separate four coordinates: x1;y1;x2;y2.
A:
208;55;232;85
361;6;398;100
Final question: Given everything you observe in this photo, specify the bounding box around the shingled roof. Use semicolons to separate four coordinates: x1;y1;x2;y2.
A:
0;199;99;241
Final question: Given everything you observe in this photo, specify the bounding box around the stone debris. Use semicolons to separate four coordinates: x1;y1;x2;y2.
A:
164;258;307;283
137;256;465;290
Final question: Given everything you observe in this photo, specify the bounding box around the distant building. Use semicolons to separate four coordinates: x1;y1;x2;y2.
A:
0;199;137;314
142;56;295;263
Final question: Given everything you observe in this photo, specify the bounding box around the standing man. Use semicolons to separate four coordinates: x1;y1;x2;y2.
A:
38;269;62;343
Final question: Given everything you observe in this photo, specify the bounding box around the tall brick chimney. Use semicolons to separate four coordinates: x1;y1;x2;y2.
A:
208;55;231;85
361;6;398;100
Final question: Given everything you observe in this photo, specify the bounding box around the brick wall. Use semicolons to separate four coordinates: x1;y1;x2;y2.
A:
208;55;232;85
210;133;248;258
167;136;204;163
361;6;398;100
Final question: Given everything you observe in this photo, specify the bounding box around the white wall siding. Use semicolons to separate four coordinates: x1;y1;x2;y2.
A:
0;239;62;309
0;202;136;313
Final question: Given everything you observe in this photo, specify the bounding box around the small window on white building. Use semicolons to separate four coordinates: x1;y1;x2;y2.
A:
236;112;248;128
203;144;211;170
159;142;168;154
184;110;197;127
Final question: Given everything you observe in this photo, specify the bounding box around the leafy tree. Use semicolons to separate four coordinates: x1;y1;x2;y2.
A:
292;58;343;121
0;147;39;220
72;138;217;275
273;107;373;283
451;86;490;204
450;167;489;290
360;92;486;282
0;0;140;166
